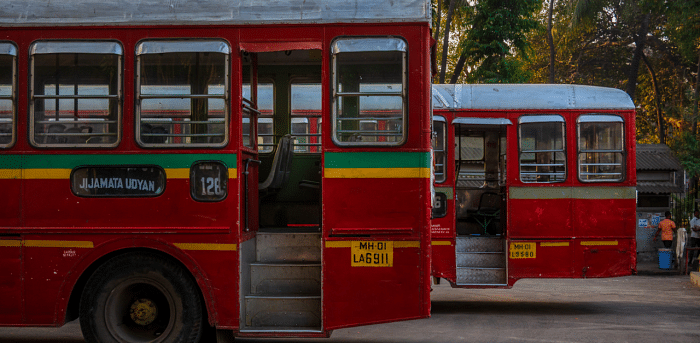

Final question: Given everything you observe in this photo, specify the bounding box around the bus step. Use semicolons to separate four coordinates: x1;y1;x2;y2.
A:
256;229;321;263
250;262;321;295
244;295;321;328
456;236;503;253
456;252;505;268
456;267;506;285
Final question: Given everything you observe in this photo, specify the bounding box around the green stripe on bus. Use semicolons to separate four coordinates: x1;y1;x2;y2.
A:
0;154;238;169
324;152;431;169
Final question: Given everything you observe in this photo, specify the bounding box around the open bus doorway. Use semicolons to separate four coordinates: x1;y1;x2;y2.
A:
239;47;324;332
452;118;510;285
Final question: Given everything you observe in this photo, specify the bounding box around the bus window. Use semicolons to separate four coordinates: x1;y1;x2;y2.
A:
30;41;122;147
577;114;624;182
0;43;16;148
432;116;446;183
519;115;566;183
331;37;406;146
136;40;230;147
243;82;274;152
291;82;321;153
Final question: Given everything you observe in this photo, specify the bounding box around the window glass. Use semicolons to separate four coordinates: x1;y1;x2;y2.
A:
30;41;122;147
291;83;321;153
243;82;274;152
432;117;446;183
519;115;566;183
137;40;229;147
578;114;624;182
0;43;16;148
332;38;406;146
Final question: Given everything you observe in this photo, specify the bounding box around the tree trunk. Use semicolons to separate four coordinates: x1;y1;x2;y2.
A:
433;0;442;44
439;0;457;84
625;13;650;101
547;0;556;83
693;50;700;136
449;54;467;84
642;53;665;144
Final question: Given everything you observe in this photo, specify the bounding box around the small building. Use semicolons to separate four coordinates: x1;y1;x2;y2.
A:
636;144;684;262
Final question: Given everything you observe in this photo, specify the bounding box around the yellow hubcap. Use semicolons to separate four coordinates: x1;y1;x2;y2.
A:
129;299;158;326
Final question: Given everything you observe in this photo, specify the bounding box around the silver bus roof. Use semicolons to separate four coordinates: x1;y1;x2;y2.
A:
432;84;635;111
1;0;431;27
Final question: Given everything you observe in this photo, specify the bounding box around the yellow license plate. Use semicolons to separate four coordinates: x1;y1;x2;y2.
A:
351;241;393;267
509;242;536;259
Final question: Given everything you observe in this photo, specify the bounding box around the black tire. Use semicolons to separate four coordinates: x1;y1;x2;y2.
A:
80;252;203;343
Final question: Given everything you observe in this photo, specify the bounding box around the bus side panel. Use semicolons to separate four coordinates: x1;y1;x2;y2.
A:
507;240;575;279
573;198;637;238
431;242;456;281
0;179;20;227
323;178;427;230
579;238;635;277
431;196;456;281
0;237;22;324
22;234;92;324
508;196;572;238
323;242;425;329
323;177;429;330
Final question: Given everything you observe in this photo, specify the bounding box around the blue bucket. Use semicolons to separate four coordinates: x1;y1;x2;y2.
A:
658;248;673;269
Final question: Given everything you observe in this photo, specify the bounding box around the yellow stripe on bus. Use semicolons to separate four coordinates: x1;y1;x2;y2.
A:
580;241;619;246
165;168;237;179
394;241;420;248
540;242;570;247
23;169;72;179
174;243;237;251
23;240;94;248
0;169;22;179
324;168;430;179
431;241;452;246
326;241;353;248
0;168;238;180
164;168;190;179
0;240;21;247
325;241;420;248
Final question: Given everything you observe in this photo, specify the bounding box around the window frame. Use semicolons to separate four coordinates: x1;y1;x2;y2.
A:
518;114;567;184
243;80;275;153
290;80;322;154
331;37;408;147
29;40;123;148
135;39;231;148
0;42;17;149
576;114;625;183
432;116;446;183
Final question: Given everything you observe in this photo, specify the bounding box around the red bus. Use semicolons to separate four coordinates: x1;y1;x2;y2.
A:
0;1;433;341
430;84;637;288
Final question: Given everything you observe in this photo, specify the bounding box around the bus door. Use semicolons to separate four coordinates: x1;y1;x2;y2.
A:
323;37;430;329
452;117;510;286
238;45;324;333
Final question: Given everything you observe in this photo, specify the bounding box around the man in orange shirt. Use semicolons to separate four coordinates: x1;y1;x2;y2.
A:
654;211;677;249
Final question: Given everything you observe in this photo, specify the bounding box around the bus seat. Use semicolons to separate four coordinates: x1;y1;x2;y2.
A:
468;191;501;235
259;134;294;191
45;123;67;144
141;124;168;143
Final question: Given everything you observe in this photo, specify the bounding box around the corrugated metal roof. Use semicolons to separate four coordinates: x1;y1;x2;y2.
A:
431;84;635;110
636;144;683;171
637;182;683;194
1;0;431;27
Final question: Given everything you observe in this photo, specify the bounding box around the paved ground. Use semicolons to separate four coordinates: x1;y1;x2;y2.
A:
2;262;699;343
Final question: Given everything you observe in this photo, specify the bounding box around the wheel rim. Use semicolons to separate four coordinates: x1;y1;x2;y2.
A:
104;277;177;343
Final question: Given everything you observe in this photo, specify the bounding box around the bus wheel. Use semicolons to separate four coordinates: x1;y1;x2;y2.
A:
79;252;203;343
